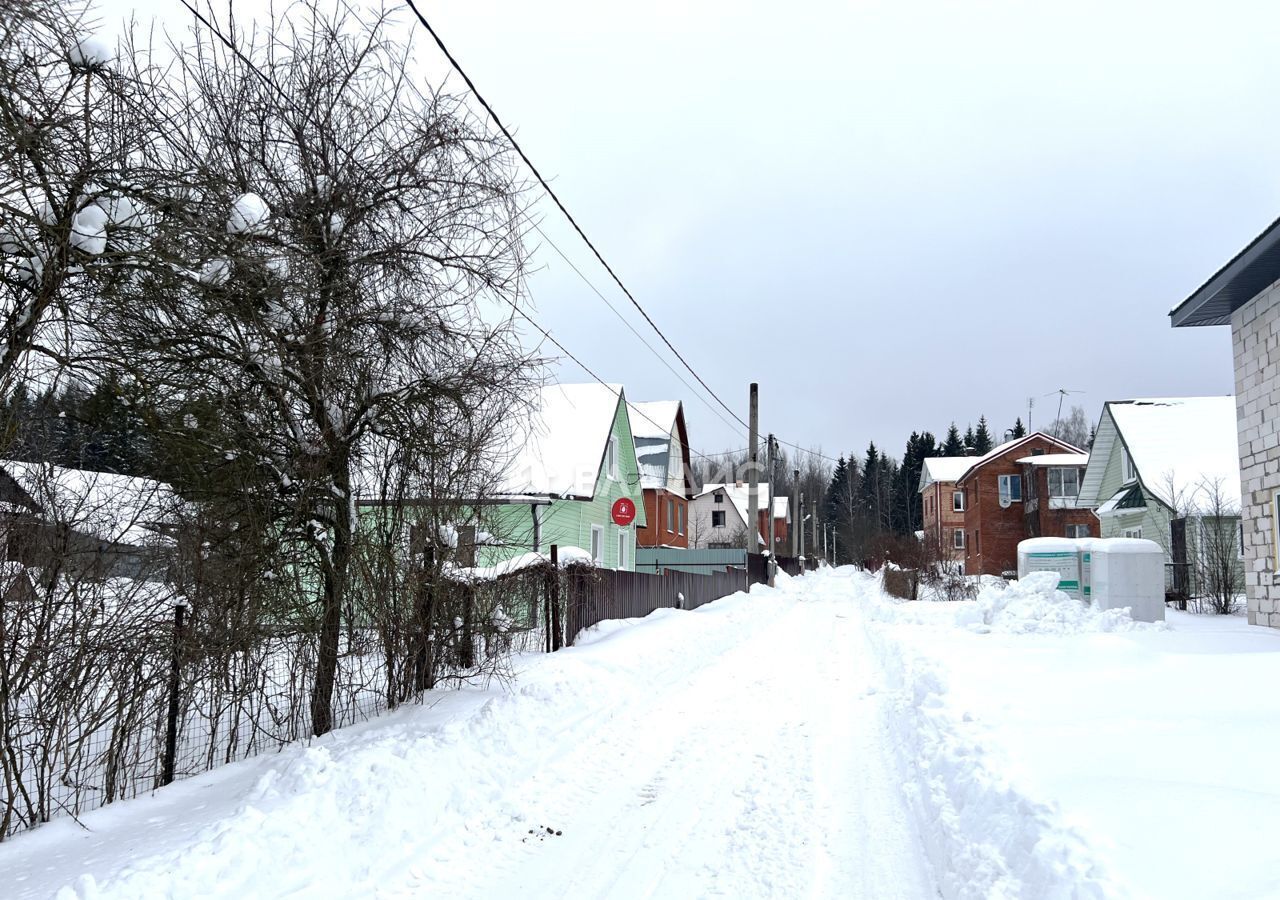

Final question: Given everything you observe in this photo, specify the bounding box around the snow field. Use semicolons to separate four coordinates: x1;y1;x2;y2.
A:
863;575;1124;898
868;569;1280;899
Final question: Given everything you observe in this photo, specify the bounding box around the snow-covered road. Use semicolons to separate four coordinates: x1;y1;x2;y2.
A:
6;570;939;900
391;577;935;900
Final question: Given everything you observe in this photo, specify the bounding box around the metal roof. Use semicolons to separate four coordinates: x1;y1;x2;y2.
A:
1170;215;1280;327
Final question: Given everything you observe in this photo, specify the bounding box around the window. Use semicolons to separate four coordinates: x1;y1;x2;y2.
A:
678;503;685;535
1121;446;1137;483
1123;526;1142;540
953;529;965;549
714;493;724;504
952;491;965;512
617;530;628;569
590;525;604;564
1048;467;1080;498
1239;521;1246;560
712;510;726;528
1065;524;1091;538
667;499;675;533
606;436;619;480
998;474;1022;503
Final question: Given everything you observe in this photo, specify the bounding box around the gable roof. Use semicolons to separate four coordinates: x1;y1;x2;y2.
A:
1091;397;1240;511
955;433;1085;485
1170;215;1280;327
917;456;972;493
695;482;789;544
495;383;628;501
627;400;695;495
0;460;179;546
627;401;680;440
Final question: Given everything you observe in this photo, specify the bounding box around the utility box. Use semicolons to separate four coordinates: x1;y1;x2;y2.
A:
1090;538;1165;623
1017;537;1082;600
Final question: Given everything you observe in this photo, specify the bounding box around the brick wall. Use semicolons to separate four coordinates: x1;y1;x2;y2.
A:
961;436;1081;576
1232;283;1280;627
921;481;965;561
636;488;689;548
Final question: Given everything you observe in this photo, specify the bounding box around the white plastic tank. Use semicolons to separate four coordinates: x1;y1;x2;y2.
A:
1076;538;1098;604
1090;538;1165;623
1017;537;1082;600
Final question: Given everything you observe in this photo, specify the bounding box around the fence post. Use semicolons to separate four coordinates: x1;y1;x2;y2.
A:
162;598;186;787
549;545;563;652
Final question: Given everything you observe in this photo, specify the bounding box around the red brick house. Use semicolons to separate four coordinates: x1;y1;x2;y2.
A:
918;456;972;564
956;433;1090;576
628;401;696;548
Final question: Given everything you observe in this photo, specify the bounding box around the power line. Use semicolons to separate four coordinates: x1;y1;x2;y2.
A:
401;0;750;435
525;215;749;443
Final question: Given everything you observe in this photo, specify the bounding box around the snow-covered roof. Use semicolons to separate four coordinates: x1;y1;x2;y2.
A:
627;401;680;441
1106;397;1240;511
0;460;179;546
494;383;626;501
634;438;670;490
955;433;1085;484
918;456;972;492
696;483;789;532
1015;453;1090;467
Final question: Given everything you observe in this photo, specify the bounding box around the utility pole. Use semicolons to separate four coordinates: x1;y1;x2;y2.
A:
799;491;805;565
747;383;759;556
792;468;800;558
766;433;776;586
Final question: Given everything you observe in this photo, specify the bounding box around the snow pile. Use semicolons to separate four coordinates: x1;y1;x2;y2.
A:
442;546;593;583
865;599;1125;899
68;36;114;70
226;193;270;235
956;571;1160;635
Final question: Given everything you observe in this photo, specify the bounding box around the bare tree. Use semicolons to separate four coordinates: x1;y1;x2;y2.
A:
1048;404;1090;450
100;1;534;735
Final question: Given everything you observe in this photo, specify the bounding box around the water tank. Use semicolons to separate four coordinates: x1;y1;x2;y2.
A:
1090;538;1165;623
1017;537;1082;600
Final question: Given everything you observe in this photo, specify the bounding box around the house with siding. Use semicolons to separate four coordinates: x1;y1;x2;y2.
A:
627;401;696;549
1077;397;1242;591
689;482;789;552
1169;221;1280;627
955;433;1089;576
474;383;646;570
918;456;971;564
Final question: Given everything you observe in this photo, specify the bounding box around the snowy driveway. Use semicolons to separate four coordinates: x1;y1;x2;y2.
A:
4;571;938;900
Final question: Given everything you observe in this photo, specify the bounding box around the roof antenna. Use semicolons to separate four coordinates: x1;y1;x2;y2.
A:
1044;388;1084;434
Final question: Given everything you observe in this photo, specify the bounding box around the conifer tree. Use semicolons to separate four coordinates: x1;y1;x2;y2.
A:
973;416;993;454
941;423;964;456
1011;416;1026;438
963;425;976;454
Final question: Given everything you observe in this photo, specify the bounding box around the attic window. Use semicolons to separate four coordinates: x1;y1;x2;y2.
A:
715;493;724;504
1121;446;1138;483
607;436;619;480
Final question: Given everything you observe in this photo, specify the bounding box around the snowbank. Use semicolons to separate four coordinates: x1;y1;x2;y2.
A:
955;572;1163;635
865;595;1125;898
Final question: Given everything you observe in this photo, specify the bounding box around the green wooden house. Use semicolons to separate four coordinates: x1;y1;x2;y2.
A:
475;382;646;570
1078;397;1243;592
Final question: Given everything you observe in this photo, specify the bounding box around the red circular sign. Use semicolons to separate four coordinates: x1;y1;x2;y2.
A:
611;497;636;526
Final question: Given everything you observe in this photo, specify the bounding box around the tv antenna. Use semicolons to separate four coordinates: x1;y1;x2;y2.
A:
1043;388;1085;430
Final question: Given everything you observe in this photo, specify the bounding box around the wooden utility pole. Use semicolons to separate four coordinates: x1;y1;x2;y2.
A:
747;383;759;555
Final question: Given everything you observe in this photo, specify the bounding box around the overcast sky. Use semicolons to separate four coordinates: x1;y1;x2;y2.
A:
97;0;1277;463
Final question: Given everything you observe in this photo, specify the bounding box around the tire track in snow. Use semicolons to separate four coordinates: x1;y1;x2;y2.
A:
386;578;938;899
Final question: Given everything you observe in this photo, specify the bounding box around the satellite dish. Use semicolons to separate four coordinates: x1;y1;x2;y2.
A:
1000;496;1012;509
